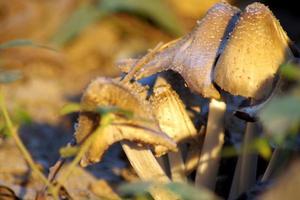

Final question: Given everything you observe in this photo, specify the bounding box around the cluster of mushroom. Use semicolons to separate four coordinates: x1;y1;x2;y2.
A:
73;2;294;199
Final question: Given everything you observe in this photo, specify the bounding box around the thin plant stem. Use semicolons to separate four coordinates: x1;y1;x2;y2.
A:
0;89;57;198
52;113;114;196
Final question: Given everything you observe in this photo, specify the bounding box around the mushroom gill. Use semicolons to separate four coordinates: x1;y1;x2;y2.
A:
150;76;197;143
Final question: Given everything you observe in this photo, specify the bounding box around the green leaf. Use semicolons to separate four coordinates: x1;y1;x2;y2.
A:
14;107;32;125
51;4;106;46
280;63;300;81
222;138;272;159
252;138;272;159
119;182;152;196
0;39;56;52
119;182;219;200
96;106;133;118
259;95;300;137
59;146;79;158
221;146;239;157
165;182;219;200
60;103;81;115
51;0;183;45
101;0;183;36
0;122;10;137
0;70;22;83
0;39;34;49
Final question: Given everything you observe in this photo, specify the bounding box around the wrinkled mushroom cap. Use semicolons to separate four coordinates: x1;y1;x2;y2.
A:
75;78;177;166
119;2;240;99
214;3;293;100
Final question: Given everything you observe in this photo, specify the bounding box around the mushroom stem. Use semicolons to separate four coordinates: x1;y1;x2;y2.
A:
185;145;201;175
185;126;205;175
156;156;170;176
121;141;179;200
261;147;291;182
195;99;226;190
229;122;258;199
168;149;187;182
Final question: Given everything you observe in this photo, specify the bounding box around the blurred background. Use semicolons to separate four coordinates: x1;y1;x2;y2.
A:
0;0;299;122
0;0;299;199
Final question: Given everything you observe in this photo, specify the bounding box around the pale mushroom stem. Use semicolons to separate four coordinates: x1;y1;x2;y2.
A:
228;122;258;199
185;126;205;175
156;156;169;176
168;149;187;182
185;144;202;175
195;99;226;190
121;141;179;200
261;148;291;182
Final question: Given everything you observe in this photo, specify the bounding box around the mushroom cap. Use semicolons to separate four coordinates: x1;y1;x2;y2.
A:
214;2;293;100
75;77;177;166
119;2;240;99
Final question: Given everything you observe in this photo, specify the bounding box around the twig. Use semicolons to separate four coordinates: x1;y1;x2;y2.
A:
48;139;76;183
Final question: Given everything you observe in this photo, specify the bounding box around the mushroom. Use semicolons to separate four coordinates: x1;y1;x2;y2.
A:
119;2;241;190
213;2;293;198
74;77;179;200
214;3;292;101
75;78;177;165
150;76;198;182
119;1;240;99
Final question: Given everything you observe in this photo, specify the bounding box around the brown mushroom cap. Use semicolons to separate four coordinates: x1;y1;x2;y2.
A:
119;2;240;99
214;3;293;100
75;78;177;166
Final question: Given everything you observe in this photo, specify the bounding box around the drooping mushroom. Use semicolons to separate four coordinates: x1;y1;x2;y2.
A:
119;1;240;99
213;3;294;198
119;2;241;190
74;77;178;199
75;78;177;166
